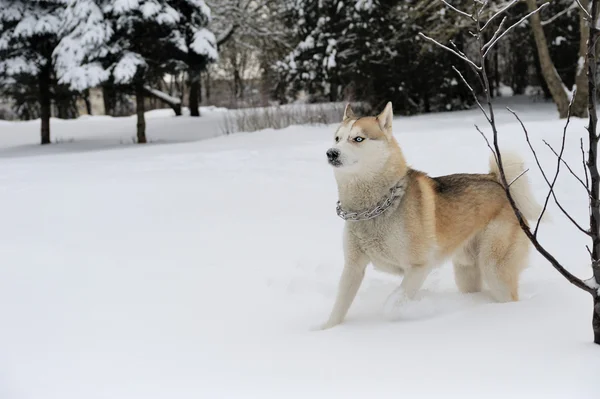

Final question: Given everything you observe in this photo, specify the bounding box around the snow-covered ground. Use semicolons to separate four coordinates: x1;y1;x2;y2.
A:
0;97;599;399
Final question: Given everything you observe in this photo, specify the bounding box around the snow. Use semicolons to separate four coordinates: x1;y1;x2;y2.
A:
113;52;147;84
0;97;599;398
190;27;218;61
498;83;515;97
111;0;140;14
144;86;182;105
13;13;61;37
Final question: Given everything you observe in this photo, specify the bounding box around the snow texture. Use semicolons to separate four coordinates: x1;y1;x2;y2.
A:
190;27;218;61
144;85;182;104
54;0;217;89
112;52;147;84
0;97;599;398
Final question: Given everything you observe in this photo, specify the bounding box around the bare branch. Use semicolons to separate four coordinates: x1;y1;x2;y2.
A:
541;1;577;26
483;3;550;58
481;0;519;31
482;16;507;52
506;107;590;236
477;0;490;17
475;124;499;167
508;168;530;187
418;32;482;70
216;24;237;47
582;138;590;189
449;40;469;59
543;140;591;194
441;0;474;19
452;66;490;122
575;0;592;19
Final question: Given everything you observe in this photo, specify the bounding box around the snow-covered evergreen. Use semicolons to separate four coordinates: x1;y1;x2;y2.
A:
168;0;217;116
54;0;218;139
0;0;67;144
276;0;475;113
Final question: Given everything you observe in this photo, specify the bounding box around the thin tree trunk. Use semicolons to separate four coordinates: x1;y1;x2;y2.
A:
189;71;200;117
573;0;591;118
526;0;570;118
205;69;211;101
135;83;147;144
83;89;92;115
39;62;51;145
586;0;600;344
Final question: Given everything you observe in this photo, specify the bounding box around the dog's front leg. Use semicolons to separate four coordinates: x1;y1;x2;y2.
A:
320;243;369;330
383;264;430;318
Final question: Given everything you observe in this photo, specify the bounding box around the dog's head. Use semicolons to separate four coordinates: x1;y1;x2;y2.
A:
327;102;397;175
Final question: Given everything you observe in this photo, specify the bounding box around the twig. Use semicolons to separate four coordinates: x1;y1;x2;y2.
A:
475;124;499;167
541;1;577;26
508;168;530;187
581;138;590;189
418;32;482;70
483;3;550;58
449;40;471;60
543;140;591;194
481;0;519;31
477;0;490;17
453;66;490;122
575;0;592;19
441;0;473;19
482;16;507;52
507;107;590;236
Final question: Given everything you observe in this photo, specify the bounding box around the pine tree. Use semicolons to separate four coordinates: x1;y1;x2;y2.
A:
276;0;474;114
169;0;218;117
57;0;191;143
0;0;67;144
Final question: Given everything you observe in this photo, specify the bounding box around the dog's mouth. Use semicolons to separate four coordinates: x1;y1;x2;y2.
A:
328;159;342;167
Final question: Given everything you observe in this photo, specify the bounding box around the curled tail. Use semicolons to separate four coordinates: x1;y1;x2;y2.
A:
489;152;541;222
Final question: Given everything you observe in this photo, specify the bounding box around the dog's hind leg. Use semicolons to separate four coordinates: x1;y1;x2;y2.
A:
453;239;482;294
478;220;529;302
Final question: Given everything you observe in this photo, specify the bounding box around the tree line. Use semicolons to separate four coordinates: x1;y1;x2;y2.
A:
0;1;591;145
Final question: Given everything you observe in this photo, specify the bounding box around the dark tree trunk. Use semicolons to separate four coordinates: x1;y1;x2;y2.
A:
233;67;242;100
205;69;211;101
135;83;147;144
587;0;600;344
39;62;52;145
84;89;92;115
594;297;600;344
189;72;201;117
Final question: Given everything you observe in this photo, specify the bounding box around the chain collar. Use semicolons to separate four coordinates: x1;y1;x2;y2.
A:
336;179;407;222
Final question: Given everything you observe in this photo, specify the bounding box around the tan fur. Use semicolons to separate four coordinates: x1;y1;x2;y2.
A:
319;102;539;329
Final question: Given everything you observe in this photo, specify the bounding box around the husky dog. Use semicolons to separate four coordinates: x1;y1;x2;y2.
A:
320;102;540;329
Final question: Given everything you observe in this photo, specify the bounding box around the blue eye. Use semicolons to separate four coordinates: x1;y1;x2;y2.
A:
354;137;365;142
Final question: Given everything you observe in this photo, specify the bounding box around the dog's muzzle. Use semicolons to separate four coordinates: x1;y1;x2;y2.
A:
327;148;341;166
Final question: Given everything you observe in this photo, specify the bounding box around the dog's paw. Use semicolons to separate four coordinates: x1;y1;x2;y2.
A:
382;291;411;321
310;320;340;331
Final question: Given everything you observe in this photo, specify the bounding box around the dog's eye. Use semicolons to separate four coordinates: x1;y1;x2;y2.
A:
354;137;365;143
335;137;340;143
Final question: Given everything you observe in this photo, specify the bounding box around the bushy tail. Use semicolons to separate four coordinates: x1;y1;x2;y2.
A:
489;152;542;222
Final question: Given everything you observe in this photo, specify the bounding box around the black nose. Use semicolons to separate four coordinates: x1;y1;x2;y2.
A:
327;148;340;161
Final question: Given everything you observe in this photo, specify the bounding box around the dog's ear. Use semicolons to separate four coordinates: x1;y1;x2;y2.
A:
343;103;356;121
376;102;393;133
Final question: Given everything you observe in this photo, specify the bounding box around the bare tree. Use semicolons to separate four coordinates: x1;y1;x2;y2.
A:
422;0;600;344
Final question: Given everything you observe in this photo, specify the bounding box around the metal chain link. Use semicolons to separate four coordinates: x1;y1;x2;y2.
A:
336;179;407;222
